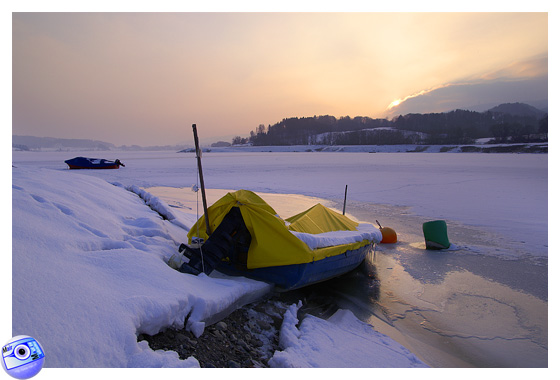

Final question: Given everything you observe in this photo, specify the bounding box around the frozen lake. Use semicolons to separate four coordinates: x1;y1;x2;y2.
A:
11;149;548;367
12;150;548;259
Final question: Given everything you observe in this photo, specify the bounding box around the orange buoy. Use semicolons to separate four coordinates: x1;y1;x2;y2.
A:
376;220;397;244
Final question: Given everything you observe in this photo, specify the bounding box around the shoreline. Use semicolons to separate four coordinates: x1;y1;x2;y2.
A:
146;186;548;367
12;141;548;154
138;296;285;368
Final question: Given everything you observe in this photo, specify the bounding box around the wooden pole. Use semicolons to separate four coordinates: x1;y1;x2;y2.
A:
343;185;348;215
192;124;211;236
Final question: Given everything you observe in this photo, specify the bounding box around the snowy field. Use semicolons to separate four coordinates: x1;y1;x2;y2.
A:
7;149;549;375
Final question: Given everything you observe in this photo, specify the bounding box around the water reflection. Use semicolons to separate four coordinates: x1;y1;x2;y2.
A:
368;250;547;367
389;241;548;301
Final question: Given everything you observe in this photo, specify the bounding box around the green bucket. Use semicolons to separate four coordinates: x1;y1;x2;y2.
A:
422;220;450;250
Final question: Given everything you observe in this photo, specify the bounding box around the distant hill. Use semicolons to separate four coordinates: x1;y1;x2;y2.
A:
245;102;547;146
13;135;116;151
487;102;547;118
11;135;189;151
210;141;232;147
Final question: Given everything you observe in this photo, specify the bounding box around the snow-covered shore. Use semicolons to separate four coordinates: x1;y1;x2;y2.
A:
11;167;269;367
202;142;548;154
15;141;547;154
10;164;426;372
8;149;548;374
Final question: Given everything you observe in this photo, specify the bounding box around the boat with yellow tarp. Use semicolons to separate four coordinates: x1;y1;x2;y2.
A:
172;189;381;291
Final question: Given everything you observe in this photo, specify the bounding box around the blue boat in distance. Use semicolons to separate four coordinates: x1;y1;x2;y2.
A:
65;157;125;169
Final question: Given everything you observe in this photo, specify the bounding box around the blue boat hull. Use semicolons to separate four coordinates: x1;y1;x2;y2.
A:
65;157;124;169
216;243;371;291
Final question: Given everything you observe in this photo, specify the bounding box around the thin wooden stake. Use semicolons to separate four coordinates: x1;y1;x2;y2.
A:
192;124;211;236
343;185;348;215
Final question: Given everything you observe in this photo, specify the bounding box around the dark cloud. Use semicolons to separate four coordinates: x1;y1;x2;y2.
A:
386;55;548;117
386;75;547;117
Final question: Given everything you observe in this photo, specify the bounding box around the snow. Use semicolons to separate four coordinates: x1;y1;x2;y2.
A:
11;168;272;369
290;223;381;250
9;155;427;374
8;148;548;374
269;302;428;368
197;142;547;154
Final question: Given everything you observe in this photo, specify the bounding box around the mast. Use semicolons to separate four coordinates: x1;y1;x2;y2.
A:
192;124;211;236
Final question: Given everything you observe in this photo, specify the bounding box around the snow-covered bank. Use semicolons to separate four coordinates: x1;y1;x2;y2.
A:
18;142;546;154
11;167;270;367
11;166;425;370
203;142;547;154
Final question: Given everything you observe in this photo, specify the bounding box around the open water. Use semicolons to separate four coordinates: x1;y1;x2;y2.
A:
315;200;547;368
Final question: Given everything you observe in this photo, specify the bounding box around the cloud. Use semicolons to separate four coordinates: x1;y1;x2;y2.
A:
386;55;548;117
478;55;548;82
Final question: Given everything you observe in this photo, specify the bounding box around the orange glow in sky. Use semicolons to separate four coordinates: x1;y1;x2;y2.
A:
387;99;403;109
386;85;448;111
387;89;433;111
12;12;548;146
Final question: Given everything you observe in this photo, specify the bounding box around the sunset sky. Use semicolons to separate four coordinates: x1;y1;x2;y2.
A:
11;10;548;146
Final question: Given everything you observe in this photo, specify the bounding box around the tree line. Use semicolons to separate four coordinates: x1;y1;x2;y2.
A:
232;105;547;146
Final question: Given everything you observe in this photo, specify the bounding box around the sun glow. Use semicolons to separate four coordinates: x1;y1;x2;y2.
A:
387;99;403;109
386;89;429;110
386;85;454;111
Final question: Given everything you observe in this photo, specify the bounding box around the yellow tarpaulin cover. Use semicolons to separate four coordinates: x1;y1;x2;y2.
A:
187;190;371;269
286;203;359;234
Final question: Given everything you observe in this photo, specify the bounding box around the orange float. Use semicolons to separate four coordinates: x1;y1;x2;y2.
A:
376;220;397;244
